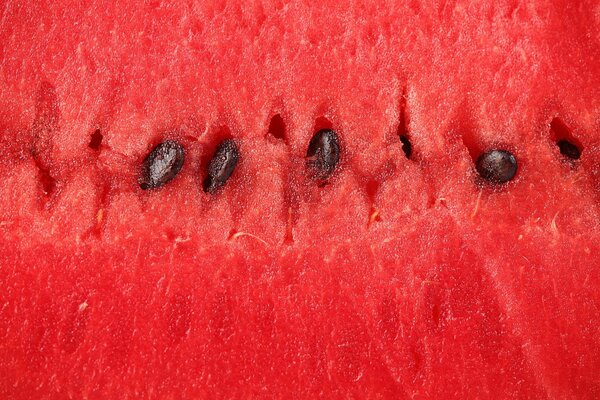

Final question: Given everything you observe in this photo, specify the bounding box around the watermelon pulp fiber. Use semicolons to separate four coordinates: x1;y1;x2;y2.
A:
1;0;600;398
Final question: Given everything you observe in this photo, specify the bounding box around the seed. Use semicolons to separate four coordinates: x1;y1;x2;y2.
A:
475;149;517;184
306;129;340;180
203;139;239;193
557;140;581;160
139;140;185;190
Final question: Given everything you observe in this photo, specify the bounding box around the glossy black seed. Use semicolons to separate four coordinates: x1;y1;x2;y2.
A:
399;135;412;159
203;139;239;193
306;129;340;180
139;140;185;190
557;140;581;160
476;149;517;184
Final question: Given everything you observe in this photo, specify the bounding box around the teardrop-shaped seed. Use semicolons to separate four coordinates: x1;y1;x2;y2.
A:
203;139;239;193
139;140;185;190
306;129;340;180
475;149;517;184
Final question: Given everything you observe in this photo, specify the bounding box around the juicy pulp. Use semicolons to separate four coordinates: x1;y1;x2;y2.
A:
1;0;600;398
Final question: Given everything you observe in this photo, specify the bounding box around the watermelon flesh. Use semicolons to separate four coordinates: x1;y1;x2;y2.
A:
1;0;600;398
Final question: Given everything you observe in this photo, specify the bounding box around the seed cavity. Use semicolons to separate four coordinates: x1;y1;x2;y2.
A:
306;128;340;181
34;157;57;197
557;140;581;160
399;135;412;159
139;140;185;190
267;114;286;140
89;129;103;150
475;149;517;184
397;90;411;159
203;139;239;193
550;117;582;161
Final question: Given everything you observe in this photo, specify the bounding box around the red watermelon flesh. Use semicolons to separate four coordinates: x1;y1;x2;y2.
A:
1;0;600;398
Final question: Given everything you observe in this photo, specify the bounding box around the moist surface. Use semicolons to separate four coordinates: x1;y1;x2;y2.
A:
0;1;599;398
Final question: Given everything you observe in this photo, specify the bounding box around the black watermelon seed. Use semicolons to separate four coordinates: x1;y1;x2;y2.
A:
139;140;185;190
306;129;340;180
399;135;412;159
475;149;517;184
203;139;239;193
557;140;581;160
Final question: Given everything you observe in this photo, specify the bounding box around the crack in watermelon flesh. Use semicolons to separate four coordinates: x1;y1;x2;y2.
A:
1;0;599;398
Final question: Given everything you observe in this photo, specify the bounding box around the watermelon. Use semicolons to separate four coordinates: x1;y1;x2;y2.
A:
1;0;599;398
